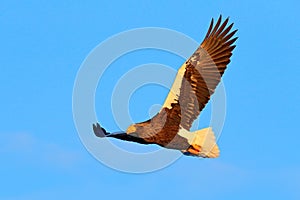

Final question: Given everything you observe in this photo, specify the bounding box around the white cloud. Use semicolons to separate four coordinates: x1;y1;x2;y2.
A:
0;132;82;168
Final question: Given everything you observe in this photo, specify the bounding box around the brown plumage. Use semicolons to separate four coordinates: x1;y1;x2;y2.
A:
93;15;238;158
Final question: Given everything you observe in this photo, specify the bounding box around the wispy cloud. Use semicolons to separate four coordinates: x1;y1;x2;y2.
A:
0;132;82;168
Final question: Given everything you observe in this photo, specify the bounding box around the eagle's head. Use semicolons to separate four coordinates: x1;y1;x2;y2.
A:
126;122;153;139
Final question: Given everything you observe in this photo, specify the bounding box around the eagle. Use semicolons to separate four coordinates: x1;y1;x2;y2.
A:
93;15;237;158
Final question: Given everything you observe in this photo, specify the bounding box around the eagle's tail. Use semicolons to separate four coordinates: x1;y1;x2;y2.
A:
182;127;220;158
194;127;220;158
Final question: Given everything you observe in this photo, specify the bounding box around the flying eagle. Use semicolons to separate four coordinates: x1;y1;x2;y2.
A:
93;16;237;158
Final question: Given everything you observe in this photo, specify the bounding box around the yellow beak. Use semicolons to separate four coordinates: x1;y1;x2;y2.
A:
126;125;137;134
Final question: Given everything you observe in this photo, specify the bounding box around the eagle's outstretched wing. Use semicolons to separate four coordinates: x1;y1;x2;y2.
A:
93;123;152;144
162;15;238;130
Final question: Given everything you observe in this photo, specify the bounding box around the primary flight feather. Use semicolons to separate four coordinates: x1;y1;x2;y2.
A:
93;15;238;158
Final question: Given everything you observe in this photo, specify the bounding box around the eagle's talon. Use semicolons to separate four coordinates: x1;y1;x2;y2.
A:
187;144;202;155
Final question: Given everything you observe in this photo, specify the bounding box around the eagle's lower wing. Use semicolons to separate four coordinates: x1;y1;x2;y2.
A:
93;123;152;144
162;15;238;130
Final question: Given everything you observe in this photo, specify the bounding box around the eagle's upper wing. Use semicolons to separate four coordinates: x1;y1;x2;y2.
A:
162;16;238;130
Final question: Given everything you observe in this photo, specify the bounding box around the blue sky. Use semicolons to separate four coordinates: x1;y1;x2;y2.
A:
1;0;300;199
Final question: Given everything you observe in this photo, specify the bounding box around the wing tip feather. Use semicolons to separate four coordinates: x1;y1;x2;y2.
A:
203;15;237;45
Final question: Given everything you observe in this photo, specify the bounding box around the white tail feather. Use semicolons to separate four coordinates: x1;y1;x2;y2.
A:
178;127;220;158
193;127;220;158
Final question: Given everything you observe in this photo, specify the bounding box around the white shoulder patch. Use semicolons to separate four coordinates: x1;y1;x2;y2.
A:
161;63;187;109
